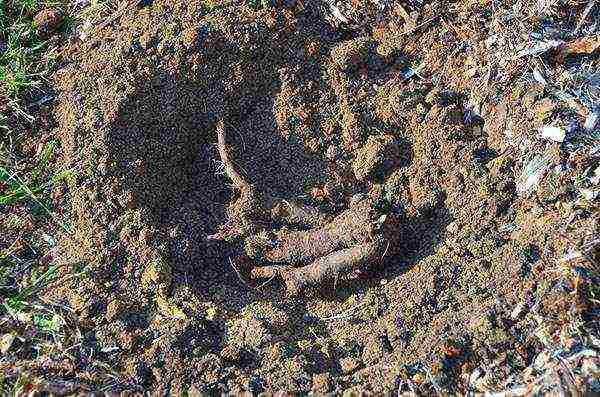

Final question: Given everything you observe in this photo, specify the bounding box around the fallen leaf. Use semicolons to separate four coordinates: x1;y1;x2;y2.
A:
0;333;16;354
16;311;33;324
205;306;218;321
564;35;600;55
156;294;186;320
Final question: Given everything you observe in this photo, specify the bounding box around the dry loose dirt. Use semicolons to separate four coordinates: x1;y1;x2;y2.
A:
50;1;592;393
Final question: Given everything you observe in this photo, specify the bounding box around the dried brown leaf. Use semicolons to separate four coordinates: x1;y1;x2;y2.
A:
564;35;600;55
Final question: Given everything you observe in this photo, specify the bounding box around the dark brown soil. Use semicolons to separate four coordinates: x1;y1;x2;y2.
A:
48;1;598;394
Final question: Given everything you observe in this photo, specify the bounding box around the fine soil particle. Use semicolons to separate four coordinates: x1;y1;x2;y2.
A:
49;1;594;393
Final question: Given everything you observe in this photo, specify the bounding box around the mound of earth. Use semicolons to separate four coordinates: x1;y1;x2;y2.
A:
50;1;591;393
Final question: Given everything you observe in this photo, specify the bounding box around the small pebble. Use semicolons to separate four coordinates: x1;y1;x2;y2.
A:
539;126;565;142
532;68;547;85
510;302;525;320
0;333;15;354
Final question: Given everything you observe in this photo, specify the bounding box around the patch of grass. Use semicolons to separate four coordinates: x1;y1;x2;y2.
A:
3;264;57;306
0;260;63;355
0;141;74;232
0;141;73;215
0;2;77;378
0;0;68;132
0;67;40;98
0;254;90;366
1;4;44;96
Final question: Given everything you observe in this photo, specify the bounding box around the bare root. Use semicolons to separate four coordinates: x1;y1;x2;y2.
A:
207;119;261;241
270;199;331;228
264;198;378;265
251;240;383;295
209;118;331;241
215;119;252;192
210;118;391;295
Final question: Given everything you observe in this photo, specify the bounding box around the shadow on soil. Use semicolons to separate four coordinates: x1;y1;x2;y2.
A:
104;63;448;295
104;59;331;302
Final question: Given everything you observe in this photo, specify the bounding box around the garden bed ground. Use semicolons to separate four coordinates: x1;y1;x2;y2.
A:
1;0;598;394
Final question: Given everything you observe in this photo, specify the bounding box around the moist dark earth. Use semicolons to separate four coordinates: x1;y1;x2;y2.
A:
41;0;599;394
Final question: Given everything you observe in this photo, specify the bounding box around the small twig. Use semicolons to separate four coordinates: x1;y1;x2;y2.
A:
554;354;578;390
407;15;442;35
215;119;252;191
575;1;596;36
228;257;246;285
381;240;390;259
254;275;276;290
8;100;35;123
